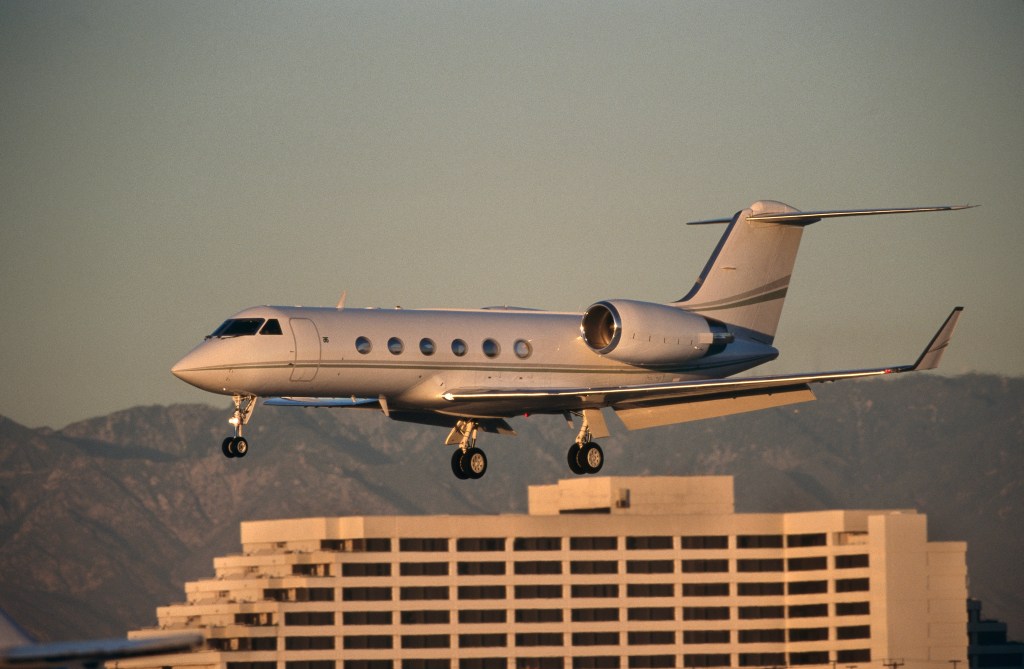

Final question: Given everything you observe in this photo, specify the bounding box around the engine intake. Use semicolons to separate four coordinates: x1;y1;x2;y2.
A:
581;299;723;366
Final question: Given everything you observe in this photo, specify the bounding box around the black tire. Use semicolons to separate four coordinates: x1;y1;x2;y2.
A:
451;449;469;480
222;437;236;458
234;437;248;458
580;442;603;474
567;443;586;475
464;447;487;479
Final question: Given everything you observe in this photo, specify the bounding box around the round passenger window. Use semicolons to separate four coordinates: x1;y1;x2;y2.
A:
482;339;500;358
387;337;404;355
420;338;436;356
451;339;468;357
355;336;372;354
514;339;532;359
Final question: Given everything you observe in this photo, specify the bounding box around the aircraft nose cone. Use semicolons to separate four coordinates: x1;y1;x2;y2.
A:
171;347;217;390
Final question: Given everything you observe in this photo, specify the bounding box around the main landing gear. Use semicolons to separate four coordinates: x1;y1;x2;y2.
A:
448;419;487;480
566;411;604;476
222;395;257;459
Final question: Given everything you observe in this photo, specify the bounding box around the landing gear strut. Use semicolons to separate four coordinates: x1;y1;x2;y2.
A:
222;395;256;459
447;419;487;480
566;411;604;475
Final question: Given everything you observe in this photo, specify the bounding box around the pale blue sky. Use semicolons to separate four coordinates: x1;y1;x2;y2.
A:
2;1;1022;428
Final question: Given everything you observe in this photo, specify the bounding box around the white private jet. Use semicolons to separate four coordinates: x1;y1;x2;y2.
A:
172;200;968;479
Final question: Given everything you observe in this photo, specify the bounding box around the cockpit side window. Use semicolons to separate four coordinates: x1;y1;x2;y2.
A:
209;318;265;338
259;319;282;335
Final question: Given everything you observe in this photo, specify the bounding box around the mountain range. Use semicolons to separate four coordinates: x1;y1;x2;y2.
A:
0;373;1021;641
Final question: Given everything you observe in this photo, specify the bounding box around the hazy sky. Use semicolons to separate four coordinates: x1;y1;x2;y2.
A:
2;1;1022;429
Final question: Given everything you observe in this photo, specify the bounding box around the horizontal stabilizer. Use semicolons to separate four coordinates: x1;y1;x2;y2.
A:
689;204;974;226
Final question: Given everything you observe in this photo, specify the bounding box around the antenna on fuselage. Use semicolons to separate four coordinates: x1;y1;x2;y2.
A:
336;291;347;309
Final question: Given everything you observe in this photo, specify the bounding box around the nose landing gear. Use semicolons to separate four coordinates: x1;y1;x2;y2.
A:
222;395;256;459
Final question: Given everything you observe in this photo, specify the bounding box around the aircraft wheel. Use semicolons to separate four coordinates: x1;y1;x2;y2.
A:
451;449;470;480
233;437;249;458
580;442;604;474
222;437;236;458
464;447;487;479
567;443;586;475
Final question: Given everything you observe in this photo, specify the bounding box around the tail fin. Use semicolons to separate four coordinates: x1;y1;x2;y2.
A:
676;201;973;345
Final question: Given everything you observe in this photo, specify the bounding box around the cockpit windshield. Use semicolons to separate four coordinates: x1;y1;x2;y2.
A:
208;318;284;339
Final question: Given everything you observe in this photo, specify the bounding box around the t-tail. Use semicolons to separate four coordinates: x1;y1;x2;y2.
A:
676;200;973;344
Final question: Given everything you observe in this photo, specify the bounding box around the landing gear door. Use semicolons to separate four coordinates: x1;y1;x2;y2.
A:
289;318;321;382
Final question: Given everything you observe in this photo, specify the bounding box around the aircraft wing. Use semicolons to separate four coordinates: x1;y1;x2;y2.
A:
441;307;963;428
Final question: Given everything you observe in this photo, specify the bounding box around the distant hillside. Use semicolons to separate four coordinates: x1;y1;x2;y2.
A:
0;374;1021;641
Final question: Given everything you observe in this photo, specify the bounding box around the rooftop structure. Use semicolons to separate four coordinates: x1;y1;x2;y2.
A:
118;476;967;669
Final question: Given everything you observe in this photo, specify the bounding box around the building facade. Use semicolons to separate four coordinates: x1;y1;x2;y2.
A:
118;477;967;669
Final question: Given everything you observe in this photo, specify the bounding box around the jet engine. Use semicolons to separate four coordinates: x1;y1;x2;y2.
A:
580;299;730;366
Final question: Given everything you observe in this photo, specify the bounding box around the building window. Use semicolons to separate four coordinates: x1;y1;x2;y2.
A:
569;536;617;551
787;533;827;547
836;577;870;592
343;635;393;649
836;554;870;569
482;339;501;358
573;608;618;622
400;610;450;625
341;587;390;601
682;559;728;573
458;585;506;600
682;631;729;644
836;601;870;616
515;585;561;599
284;611;334;625
518;659;564;669
515;561;561;575
789;652;829;666
460;634;508;648
515;633;562;647
737;535;783;549
787;580;827;595
626;536;673;550
342;562;391;577
571;560;617;574
451;339;468;357
458;561;506;576
787;556;827;571
788;628;829;642
461;661;506;669
355;336;372;354
626;560;673;574
400;562;449;576
572;633;620;646
683;583;729;597
399;586;448;601
682;654;730;668
458;609;507;624
457;537;506;552
738;629;784;643
627;607;674;621
837;625;871;640
837;650;872;663
788;603;828;618
514;537;561;551
286;637;335;650
739;654;785;667
401;635;450;649
683;607;730;621
738;606;784;619
387;337;404;355
403;661;449;669
321;538;391;552
628;657;673;669
572;584;619;598
342;611;391;625
516;609;563;623
626;583;673;598
681;535;728;550
399;538;447;552
291;663;338;669
737;582;783;596
631;631;677;645
736;559;783;572
514;339;533;359
573;658;620;669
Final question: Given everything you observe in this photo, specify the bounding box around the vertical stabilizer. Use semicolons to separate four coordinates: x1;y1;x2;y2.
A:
677;200;807;344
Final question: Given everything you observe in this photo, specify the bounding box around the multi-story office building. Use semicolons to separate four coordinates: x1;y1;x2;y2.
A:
118;476;967;669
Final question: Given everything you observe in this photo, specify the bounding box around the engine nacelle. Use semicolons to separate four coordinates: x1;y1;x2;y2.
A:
581;299;726;366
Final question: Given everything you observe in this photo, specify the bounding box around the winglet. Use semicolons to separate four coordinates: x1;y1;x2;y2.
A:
910;307;964;371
